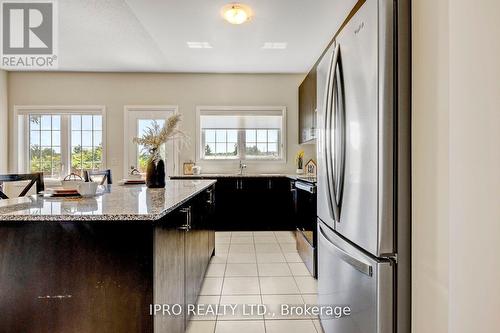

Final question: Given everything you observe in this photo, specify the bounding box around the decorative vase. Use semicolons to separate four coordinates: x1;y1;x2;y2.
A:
296;157;304;174
146;151;166;188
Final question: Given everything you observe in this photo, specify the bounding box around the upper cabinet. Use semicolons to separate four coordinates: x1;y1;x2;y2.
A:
299;66;317;144
298;0;361;145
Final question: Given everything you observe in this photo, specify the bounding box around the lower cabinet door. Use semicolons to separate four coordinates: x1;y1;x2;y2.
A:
206;187;216;258
154;226;185;333
317;221;394;333
208;229;215;258
184;229;199;317
185;231;210;320
198;229;209;283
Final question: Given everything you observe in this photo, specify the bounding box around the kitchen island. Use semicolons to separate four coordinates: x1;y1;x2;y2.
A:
0;180;216;333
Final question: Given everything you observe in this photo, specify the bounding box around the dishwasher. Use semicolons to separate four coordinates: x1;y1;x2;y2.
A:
293;178;317;278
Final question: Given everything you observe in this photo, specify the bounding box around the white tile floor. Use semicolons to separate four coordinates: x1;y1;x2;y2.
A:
186;231;323;333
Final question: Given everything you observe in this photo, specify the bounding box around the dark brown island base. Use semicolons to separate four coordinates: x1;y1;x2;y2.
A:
0;180;216;333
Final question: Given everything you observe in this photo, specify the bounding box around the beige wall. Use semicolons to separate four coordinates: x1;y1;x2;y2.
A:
7;73;315;180
0;70;7;173
412;0;450;331
413;0;500;332
448;0;500;332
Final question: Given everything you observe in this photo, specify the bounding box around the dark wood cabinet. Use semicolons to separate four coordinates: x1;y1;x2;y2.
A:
181;186;215;323
154;185;216;331
184;227;206;316
206;188;216;259
170;176;295;231
183;208;199;317
154;224;185;333
299;66;317;144
203;177;295;231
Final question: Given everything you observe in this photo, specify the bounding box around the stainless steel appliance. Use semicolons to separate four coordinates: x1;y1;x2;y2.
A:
293;179;317;277
316;0;410;332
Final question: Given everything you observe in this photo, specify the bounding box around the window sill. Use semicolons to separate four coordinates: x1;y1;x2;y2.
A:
197;158;285;163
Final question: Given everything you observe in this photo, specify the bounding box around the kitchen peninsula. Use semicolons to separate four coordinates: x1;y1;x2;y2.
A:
0;180;216;333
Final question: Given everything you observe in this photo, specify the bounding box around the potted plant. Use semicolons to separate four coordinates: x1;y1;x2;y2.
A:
133;114;185;188
296;150;305;174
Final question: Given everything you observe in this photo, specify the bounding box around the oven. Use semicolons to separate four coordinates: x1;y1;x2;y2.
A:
293;179;317;278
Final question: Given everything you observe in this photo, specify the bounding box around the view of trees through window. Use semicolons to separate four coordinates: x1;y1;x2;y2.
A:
28;114;103;178
29;115;62;178
203;129;238;159
137;119;166;173
203;129;280;159
245;129;279;158
71;115;103;176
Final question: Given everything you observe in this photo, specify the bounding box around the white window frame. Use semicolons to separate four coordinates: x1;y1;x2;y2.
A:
196;106;287;163
14;105;107;177
123;105;180;177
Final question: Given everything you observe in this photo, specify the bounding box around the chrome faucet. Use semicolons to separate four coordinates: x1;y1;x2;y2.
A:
239;160;247;175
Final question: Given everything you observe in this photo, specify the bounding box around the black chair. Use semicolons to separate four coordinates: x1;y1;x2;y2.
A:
83;169;113;185
0;173;45;199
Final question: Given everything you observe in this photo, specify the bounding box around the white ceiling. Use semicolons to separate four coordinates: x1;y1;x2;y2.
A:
57;0;340;73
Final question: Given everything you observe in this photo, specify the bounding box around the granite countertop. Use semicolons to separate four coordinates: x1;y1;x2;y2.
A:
0;180;216;222
170;174;316;183
171;173;297;179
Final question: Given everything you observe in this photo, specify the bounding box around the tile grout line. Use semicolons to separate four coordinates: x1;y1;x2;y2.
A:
214;232;232;332
253;233;267;333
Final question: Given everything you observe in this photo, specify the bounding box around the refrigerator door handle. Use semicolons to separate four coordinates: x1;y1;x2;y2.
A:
319;224;373;277
328;43;341;222
332;45;346;221
323;46;338;223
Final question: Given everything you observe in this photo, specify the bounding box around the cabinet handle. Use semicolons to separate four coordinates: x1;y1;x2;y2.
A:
179;206;192;231
206;190;214;204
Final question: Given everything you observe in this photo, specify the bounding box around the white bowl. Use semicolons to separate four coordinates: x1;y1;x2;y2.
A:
77;182;98;197
61;180;84;190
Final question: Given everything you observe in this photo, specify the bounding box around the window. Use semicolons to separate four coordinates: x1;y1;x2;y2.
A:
245;129;280;159
203;129;238;159
197;106;286;161
70;115;103;175
137;119;165;173
123;106;178;177
16;106;106;179
29;115;62;178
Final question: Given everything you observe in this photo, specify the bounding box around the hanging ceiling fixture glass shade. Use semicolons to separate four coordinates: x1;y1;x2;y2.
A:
221;3;252;24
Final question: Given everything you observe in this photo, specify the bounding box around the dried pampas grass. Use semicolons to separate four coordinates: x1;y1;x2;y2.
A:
133;114;187;158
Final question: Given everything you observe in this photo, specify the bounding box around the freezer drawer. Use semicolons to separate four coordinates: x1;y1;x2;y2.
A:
318;221;394;333
296;229;316;278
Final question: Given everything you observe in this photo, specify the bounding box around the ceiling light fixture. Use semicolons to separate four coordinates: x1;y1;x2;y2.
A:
187;42;213;49
262;42;287;50
221;3;252;25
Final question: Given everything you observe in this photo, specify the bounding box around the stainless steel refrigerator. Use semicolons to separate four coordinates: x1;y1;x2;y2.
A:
316;0;411;332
